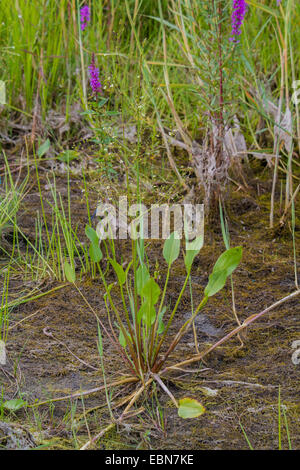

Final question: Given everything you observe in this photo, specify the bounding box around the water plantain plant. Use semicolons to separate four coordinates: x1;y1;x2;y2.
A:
64;228;242;419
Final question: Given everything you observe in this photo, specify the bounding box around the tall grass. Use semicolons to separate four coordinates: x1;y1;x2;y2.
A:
2;1;298;130
0;1;169;116
0;0;298;307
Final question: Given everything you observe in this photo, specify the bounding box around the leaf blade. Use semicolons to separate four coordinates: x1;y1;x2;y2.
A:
163;232;181;266
178;398;205;419
204;247;242;297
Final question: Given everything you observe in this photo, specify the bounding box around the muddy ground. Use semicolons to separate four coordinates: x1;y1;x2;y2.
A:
0;148;299;450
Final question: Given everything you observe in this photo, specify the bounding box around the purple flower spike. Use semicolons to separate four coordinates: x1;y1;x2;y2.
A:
80;5;91;31
88;54;102;95
229;0;247;43
277;0;281;4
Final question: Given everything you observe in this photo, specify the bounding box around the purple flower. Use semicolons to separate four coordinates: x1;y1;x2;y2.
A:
277;0;281;4
229;0;247;43
88;54;102;95
80;5;90;31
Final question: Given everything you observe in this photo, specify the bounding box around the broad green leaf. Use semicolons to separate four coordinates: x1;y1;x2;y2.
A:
64;261;76;283
138;300;156;327
139;278;161;327
37;139;50;158
212;246;242;273
85;225;99;244
142;278;161;305
158;319;165;334
184;234;204;270
115;322;131;348
163;232;181;265
178;398;205;419
136;263;150;295
110;259;126;285
4;398;27;411
89;242;103;263
204;247;242;297
85;226;103;262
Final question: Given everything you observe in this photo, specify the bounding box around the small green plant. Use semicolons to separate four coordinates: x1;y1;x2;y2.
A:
65;224;242;418
0;387;28;420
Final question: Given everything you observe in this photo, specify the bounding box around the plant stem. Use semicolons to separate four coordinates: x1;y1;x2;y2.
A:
153;295;208;373
151;268;191;366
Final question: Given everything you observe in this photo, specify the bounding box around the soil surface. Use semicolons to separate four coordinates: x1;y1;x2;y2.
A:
0;149;299;450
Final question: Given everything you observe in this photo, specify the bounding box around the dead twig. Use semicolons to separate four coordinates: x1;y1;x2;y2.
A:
8;308;47;331
80;422;115;450
162;290;300;372
29;376;138;407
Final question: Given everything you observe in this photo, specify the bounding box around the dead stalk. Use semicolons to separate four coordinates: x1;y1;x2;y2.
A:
120;378;153;419
151;373;178;408
80;423;115;450
29;376;138;407
161;290;300;372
